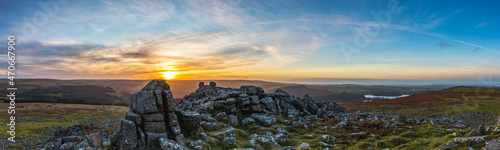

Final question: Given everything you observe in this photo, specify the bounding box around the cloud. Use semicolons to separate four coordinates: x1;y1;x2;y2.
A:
474;22;488;29
435;42;454;48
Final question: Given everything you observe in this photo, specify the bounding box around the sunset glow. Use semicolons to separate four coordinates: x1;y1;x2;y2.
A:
162;72;179;80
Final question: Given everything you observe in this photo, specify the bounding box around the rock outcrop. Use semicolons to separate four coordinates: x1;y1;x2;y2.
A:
178;82;346;118
110;80;347;149
111;79;185;149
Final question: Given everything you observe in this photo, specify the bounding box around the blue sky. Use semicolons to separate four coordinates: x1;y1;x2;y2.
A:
0;0;499;85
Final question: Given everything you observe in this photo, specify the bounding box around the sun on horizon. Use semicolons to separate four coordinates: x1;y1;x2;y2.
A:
162;72;179;80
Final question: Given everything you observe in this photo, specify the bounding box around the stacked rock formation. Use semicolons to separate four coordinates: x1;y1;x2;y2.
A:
111;79;185;149
178;81;346;118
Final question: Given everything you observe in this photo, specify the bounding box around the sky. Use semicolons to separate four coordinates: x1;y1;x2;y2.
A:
1;0;499;85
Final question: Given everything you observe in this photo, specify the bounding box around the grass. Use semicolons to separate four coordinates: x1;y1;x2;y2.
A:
0;103;128;138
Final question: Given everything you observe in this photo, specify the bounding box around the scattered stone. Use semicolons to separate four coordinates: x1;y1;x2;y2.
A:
251;113;277;126
159;137;188;150
213;127;236;137
223;137;236;145
298;142;310;148
470;124;485;136
229;115;239;125
439;142;457;150
454;136;488;143
242;117;256;125
485;139;500;150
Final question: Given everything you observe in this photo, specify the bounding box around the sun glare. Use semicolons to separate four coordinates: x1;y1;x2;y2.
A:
162;72;178;80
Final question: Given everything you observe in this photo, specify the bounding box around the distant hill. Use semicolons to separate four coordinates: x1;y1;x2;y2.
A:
341;86;500;112
0;79;451;105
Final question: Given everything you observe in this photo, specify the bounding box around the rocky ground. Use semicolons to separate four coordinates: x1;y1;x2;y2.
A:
3;79;500;149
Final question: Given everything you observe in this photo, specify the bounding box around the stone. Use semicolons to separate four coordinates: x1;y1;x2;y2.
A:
117;119;138;149
142;113;165;122
250;96;260;104
239;85;264;96
485;139;500;150
210;81;216;87
143;121;167;133
159;137;188;150
260;97;278;113
177;111;201;134
189;140;205;149
258;132;279;146
141;79;171;92
61;136;83;143
45;138;62;150
200;113;217;122
175;134;186;146
229;114;239;125
74;139;91;149
59;142;75;150
280;146;297;150
125;110;142;125
248;133;258;139
146;132;169;150
302;94;319;114
242;117;256;125
223;137;236;145
213;127;236;137
275;89;289;97
438;142;457;150
167;112;179;126
251;104;262;112
249;140;257;148
454;136;488;143
198;133;210;142
85;132;103;149
251;113;276;126
275;133;287;145
132;91;160;114
430;119;439;125
298;142;310;148
199;82;204;89
137;128;146;149
154;90;165;112
470;124;485;136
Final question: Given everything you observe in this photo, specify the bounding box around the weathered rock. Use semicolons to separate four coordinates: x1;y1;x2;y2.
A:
116;119;138;149
142;113;165;122
280;146;297;150
74;139;92;149
210;81;217;87
45;138;62;150
132;91;160;114
298;142;310;148
199;82;205;89
275;89;289;97
454;136;488;143
125;110;142;125
59;142;75;150
159;137;188;150
143;121;167;133
281;102;299;118
430;119;439;125
251;114;277;126
61;136;83;143
470;124;485;136
485;139;500;150
85;132;103;149
137;128;146;149
261;97;278;113
249;139;257;148
146;132;169;150
258;132;279;146
439;142;457;150
177;111;201;134
229;114;239;125
242;117;256;125
200;113;217;122
239;85;264;96
141;79;171;92
213;127;236;137
302;94;319;114
189;140;205;149
223;137;237;145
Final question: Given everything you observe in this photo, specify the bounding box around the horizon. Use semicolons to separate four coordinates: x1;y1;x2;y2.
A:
1;0;500;85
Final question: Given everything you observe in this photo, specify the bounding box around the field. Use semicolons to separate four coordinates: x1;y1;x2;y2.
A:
0;103;128;149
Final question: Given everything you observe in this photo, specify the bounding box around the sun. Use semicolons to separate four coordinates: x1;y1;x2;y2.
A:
162;72;179;80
